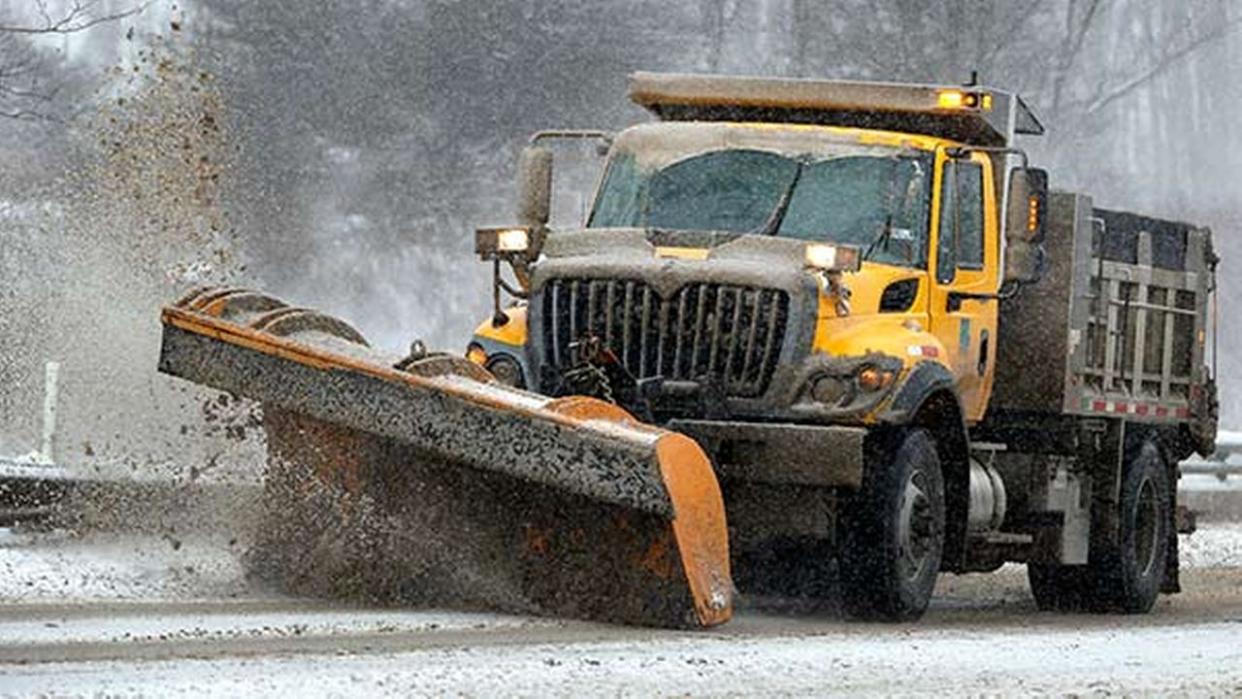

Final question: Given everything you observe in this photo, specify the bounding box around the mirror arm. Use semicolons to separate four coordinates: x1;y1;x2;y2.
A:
490;260;529;327
491;259;509;326
945;145;1029;168
529;129;614;150
497;273;528;300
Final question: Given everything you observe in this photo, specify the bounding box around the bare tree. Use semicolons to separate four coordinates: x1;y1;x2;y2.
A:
0;0;144;34
1083;13;1242;116
0;30;52;119
0;0;147;120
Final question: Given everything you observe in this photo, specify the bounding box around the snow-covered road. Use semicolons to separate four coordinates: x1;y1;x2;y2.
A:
1;582;1241;696
0;524;1240;696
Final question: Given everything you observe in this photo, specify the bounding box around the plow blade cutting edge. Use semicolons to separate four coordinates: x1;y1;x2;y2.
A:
158;288;732;628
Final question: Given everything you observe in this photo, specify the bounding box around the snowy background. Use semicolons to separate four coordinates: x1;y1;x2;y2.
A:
0;0;1239;476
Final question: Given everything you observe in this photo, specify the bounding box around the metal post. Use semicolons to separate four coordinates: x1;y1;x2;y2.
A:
38;361;59;466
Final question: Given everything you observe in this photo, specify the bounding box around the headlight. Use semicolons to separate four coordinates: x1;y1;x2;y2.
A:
804;243;861;273
476;226;532;259
810;375;848;404
485;353;526;388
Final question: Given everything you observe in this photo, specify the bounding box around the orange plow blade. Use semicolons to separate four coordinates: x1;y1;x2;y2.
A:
158;287;732;628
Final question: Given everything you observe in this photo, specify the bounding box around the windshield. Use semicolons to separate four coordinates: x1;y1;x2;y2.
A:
589;148;932;268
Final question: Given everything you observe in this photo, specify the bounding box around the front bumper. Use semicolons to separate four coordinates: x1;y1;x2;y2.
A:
668;419;867;489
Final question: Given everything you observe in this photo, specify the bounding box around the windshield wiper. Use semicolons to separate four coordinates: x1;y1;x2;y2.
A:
751;162;803;236
862;157;906;260
862;213;894;260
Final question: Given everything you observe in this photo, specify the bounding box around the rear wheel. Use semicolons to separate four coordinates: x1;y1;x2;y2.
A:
840;428;945;621
1027;439;1170;613
1092;440;1171;613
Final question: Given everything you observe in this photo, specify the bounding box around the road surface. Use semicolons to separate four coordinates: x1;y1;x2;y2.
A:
0;525;1240;696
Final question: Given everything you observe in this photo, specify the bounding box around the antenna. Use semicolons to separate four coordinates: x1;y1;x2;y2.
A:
965;70;980;87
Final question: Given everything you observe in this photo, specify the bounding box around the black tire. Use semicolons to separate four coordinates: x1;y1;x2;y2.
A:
839;428;945;621
1027;440;1170;614
1092;440;1171;613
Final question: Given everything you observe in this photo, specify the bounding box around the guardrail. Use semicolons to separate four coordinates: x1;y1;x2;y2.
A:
1181;461;1242;481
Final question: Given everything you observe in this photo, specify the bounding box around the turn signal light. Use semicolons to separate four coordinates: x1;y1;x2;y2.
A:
857;366;895;392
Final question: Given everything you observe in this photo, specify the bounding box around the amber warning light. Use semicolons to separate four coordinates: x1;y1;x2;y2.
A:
936;90;992;112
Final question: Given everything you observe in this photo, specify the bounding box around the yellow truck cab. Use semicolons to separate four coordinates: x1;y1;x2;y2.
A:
470;73;1218;621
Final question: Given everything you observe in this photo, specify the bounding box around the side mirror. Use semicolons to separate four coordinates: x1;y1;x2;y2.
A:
516;145;552;230
1004;167;1048;284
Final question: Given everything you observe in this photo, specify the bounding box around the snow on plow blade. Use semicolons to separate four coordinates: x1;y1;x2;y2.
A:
158;288;732;628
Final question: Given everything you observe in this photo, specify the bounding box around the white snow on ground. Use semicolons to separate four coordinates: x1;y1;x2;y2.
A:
0;608;552;646
1;523;1241;696
1178;522;1242;568
2;620;1242;697
0;529;255;602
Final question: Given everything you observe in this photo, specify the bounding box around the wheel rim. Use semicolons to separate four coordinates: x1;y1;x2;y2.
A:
897;469;936;583
1134;476;1160;577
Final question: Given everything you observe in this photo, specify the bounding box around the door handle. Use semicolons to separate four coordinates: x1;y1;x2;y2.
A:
947;291;998;313
977;329;990;376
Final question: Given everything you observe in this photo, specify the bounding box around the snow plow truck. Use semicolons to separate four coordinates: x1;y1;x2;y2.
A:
159;72;1219;628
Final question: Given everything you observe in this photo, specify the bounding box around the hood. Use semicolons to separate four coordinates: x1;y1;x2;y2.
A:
534;227;818;297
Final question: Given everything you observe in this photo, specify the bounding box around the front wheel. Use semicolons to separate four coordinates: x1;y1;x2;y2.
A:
839;428;945;621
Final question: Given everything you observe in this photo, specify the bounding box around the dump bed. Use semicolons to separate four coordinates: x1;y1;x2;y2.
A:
992;193;1216;427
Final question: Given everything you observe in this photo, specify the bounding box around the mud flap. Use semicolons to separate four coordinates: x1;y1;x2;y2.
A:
158;287;732;628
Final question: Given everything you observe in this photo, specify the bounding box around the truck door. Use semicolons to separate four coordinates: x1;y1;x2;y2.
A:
929;151;999;423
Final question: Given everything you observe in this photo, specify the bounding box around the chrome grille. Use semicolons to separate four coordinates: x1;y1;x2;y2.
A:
542;278;789;397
